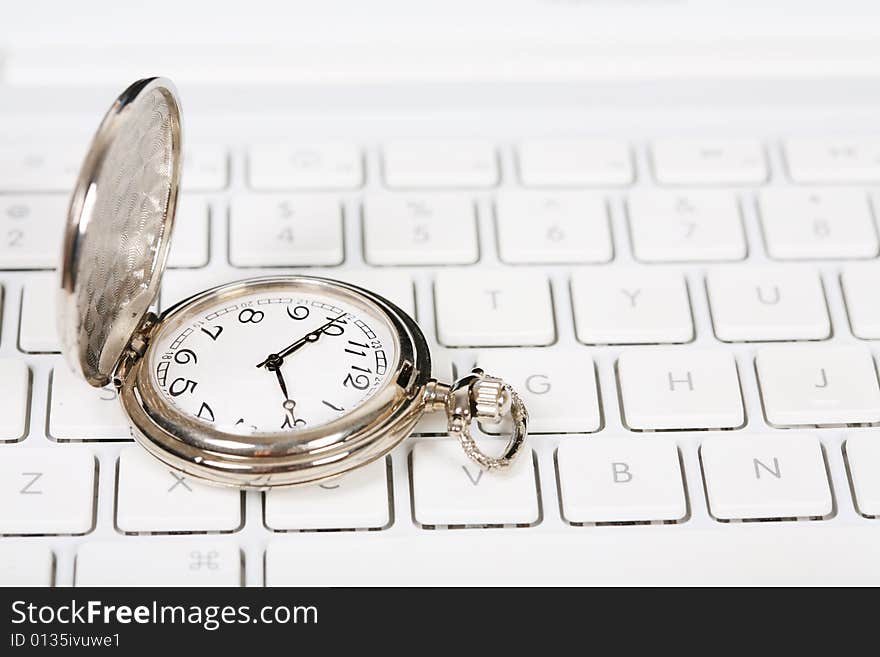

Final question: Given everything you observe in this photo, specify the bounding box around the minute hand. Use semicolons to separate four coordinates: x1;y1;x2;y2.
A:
255;313;347;368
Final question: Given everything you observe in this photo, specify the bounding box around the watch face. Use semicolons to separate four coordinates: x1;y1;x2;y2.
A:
148;280;401;435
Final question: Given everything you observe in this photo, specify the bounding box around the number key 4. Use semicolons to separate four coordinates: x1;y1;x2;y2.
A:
229;195;344;267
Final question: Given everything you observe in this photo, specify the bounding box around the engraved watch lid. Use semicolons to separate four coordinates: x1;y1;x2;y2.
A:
58;77;182;387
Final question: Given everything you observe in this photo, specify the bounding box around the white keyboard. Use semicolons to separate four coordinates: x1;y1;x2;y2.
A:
3;129;880;586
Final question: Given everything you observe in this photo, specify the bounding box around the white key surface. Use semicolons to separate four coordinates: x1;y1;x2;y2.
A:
434;270;555;347
841;263;880;339
617;349;744;431
363;194;478;265
758;188;878;259
0;448;95;535
160;270;240;311
557;437;687;523
0;147;81;192
517;139;633;187
0;196;67;269
382;140;498;189
627;190;746;262
75;541;241;586
0;359;29;441
651;139;767;185
182;146;228;191
845;434;880;517
701;434;832;520
249;142;363;190
0;543;53;586
475;348;600;433
495;191;612;264
784;138;880;183
706;266;830;341
50;364;130;441
229;195;343;267
756;344;880;427
19;277;61;352
116;446;242;533
332;270;415;317
410;440;539;526
266;525;880;586
571;269;693;345
264;457;390;530
166;196;210;268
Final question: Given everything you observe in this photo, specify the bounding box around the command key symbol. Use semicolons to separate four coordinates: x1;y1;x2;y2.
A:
189;550;220;570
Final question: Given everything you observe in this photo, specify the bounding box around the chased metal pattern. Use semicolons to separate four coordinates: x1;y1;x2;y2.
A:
61;80;181;386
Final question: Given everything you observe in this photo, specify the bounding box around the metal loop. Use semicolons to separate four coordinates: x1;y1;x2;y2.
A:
446;373;529;472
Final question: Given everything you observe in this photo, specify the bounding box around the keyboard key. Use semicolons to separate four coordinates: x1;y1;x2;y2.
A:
0;544;53;586
382;140;498;189
160;270;238;311
75;541;241;586
706;266;830;341
0;448;95;535
475;348;600;433
249;142;362;190
410;440;539;526
0;146;81;192
756;345;880;427
19;277;60;352
0;196;67;269
841;263;880;339
784;138;880;183
517;139;633;187
845;435;880;516
495;191;612;264
701;434;832;520
49;365;130;441
363;194;478;265
651;139;767;185
116;446;241;533
267;525;880;585
229;195;343;267
332;270;415;317
758;188;878;259
434;270;554;347
557;437;687;523
0;360;29;441
627;190;746;262
182;145;228;191
166;196;209;268
617;349;744;431
264;457;390;530
571;269;693;344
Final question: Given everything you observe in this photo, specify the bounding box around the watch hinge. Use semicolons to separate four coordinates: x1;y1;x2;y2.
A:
112;311;160;387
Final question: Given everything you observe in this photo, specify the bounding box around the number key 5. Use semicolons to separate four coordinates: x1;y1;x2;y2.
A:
363;194;478;265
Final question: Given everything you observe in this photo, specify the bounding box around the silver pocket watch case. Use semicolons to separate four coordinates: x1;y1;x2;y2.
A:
58;77;527;490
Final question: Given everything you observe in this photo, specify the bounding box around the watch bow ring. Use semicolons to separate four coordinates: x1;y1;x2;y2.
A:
426;369;528;472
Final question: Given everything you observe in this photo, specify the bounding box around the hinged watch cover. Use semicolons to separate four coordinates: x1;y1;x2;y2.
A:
57;77;182;387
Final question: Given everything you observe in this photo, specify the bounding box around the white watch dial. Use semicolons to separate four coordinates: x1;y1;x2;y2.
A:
148;286;399;434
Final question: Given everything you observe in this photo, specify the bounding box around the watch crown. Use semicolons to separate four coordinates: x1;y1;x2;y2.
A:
470;373;511;424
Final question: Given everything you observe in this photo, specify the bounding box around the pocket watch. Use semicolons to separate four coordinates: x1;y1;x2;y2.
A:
57;77;528;489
